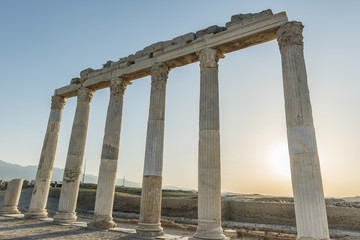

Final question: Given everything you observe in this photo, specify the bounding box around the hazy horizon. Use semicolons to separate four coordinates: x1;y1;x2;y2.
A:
1;1;359;198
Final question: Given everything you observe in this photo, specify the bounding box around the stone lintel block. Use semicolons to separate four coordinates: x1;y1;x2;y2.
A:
143;40;173;55
226;9;273;29
135;55;150;63
80;68;95;79
196;25;226;39
172;32;195;44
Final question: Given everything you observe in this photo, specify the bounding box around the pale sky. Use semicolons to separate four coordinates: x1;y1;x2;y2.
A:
1;1;359;197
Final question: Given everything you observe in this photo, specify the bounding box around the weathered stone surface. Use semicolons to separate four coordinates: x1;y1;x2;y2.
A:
143;41;173;55
137;63;169;237
70;77;80;85
80;68;94;79
102;60;114;68
0;179;23;214
277;21;329;240
90;78;130;229
127;54;135;65
172;32;195;44
195;25;226;39
53;88;94;224
193;48;226;240
25;95;66;219
226;9;273;29
118;57;127;63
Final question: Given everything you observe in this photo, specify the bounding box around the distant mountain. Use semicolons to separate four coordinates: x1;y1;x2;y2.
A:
0;160;140;187
0;160;198;191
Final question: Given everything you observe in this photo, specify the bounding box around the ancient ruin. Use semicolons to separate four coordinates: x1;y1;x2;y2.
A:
0;179;23;214
23;10;330;240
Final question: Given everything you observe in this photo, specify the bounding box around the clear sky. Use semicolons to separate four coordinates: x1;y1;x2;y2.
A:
1;1;359;197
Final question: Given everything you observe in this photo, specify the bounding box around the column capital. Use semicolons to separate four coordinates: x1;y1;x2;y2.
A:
151;63;169;89
51;95;66;110
277;21;304;52
198;48;223;68
77;88;94;102
110;77;132;97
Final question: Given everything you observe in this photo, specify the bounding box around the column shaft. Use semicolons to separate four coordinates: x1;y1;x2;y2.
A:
25;95;66;219
89;78;130;229
136;63;169;237
53;88;94;223
193;48;226;240
0;179;23;214
277;22;330;240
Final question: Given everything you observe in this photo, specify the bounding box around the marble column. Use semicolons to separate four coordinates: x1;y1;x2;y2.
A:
25;95;66;219
192;48;227;240
88;78;131;229
53;87;94;223
277;21;330;240
0;179;23;214
136;63;169;237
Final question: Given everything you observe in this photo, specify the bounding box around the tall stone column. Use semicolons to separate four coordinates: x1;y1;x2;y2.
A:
89;78;131;229
192;48;227;240
0;179;23;214
25;95;66;219
277;22;330;240
53;87;94;223
136;63;169;237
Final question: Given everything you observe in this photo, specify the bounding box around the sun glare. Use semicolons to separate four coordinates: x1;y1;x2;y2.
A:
270;143;291;180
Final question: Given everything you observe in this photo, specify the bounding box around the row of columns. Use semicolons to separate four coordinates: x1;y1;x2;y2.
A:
24;21;329;240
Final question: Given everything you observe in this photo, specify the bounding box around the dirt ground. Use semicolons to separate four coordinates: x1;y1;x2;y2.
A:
1;189;360;239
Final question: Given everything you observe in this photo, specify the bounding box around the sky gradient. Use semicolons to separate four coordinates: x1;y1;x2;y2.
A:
1;1;359;197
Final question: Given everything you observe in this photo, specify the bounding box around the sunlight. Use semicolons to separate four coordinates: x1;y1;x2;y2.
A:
270;143;291;180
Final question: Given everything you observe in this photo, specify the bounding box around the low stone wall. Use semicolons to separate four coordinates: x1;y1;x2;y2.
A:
49;189;360;231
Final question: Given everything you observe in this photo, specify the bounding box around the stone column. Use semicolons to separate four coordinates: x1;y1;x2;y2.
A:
277;22;330;240
192;48;227;240
53;87;94;223
0;179;23;214
88;78;131;229
136;63;169;237
25;95;66;219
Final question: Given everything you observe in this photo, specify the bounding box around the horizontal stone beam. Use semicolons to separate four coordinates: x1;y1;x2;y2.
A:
55;11;287;98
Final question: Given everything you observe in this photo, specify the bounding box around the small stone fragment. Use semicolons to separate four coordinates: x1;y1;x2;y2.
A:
80;68;94;78
102;61;114;68
224;229;238;238
70;77;80;85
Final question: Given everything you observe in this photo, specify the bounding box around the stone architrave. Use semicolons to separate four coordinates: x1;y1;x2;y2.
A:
136;63;169;237
0;179;23;214
88;78;131;229
192;48;227;240
53;87;94;223
25;95;66;219
277;21;330;240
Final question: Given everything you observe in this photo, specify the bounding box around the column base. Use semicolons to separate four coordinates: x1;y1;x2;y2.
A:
192;226;228;240
0;206;21;215
136;222;164;237
88;216;117;229
24;208;48;219
53;212;77;223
